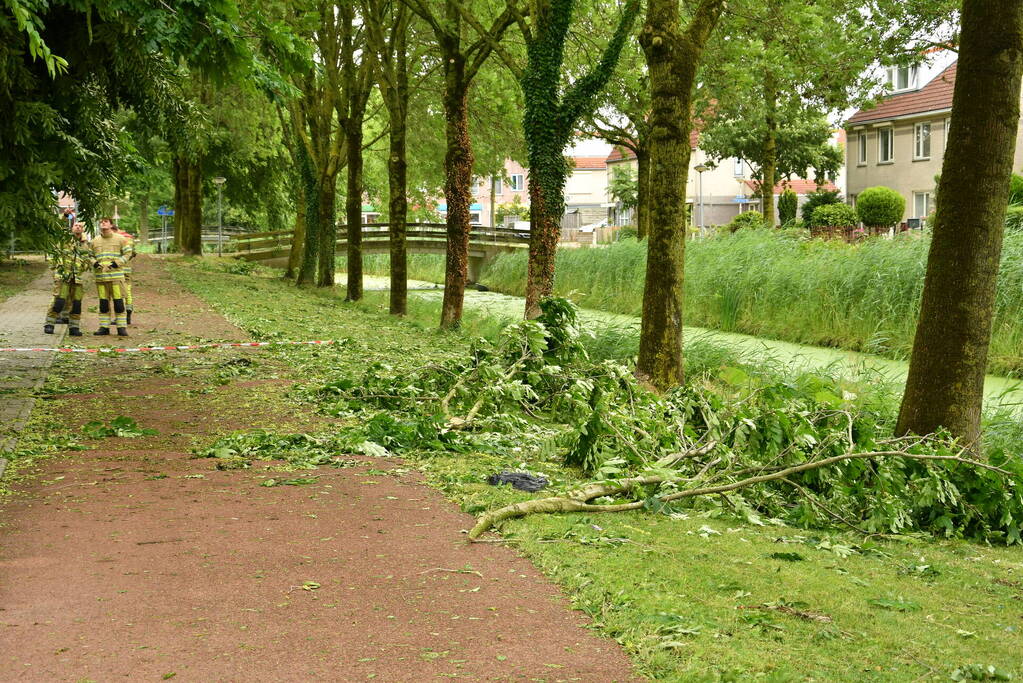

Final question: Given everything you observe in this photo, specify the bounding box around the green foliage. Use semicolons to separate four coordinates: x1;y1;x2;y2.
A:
608;166;638;212
196;430;360;470
495;196;529;225
727;211;766;232
801;190;841;223
811;203;859;228
1005;205;1023;233
82;416;156;438
616;226;638;240
856;186;905;228
1009;173;1023;205
778;189;798;225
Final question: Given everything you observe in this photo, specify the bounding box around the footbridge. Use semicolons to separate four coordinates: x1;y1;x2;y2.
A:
231;223;529;282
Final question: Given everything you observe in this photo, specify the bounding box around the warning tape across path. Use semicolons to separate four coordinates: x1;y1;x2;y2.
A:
0;340;340;354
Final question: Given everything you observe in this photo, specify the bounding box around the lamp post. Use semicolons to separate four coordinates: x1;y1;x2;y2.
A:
694;163;709;233
213;177;226;255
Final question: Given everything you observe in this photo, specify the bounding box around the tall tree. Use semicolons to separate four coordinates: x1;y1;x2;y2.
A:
401;0;516;328
896;0;1023;446
636;0;725;390
364;0;413;315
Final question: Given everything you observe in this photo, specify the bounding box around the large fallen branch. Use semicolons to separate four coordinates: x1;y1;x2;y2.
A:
467;447;1014;540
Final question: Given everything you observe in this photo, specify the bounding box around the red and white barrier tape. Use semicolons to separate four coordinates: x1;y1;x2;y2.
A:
0;340;340;354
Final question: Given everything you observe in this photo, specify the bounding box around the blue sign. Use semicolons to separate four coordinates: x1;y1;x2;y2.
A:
157;206;175;216
733;195;750;204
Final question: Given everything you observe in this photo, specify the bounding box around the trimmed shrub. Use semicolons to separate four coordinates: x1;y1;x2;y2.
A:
800;189;841;223
727;211;766;232
778;188;798;225
811;203;859;228
856;186;905;230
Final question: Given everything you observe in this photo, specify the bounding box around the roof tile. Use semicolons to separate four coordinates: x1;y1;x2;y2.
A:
847;62;956;125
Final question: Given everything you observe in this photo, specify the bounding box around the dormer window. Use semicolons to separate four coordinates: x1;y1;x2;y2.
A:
886;65;919;92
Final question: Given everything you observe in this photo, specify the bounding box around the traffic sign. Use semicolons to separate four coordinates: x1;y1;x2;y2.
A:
157;206;175;216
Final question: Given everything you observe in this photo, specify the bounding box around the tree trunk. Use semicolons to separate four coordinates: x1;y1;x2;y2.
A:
296;142;319;286
440;54;474;329
636;147;650;238
637;0;724;390
388;114;409;316
316;172;337;288
285;196;305;280
524;173;566;318
345;121;364;301
761;75;778;227
896;0;1023;447
173;156;203;256
138;192;150;244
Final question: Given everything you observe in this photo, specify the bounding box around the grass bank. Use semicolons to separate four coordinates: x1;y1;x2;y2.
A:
349;231;1023;377
0;258;45;302
169;258;1022;681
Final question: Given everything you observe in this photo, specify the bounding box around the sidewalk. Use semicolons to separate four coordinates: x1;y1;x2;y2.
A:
0;274;65;466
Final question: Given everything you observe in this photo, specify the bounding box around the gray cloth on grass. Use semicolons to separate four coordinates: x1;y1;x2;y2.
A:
487;471;549;492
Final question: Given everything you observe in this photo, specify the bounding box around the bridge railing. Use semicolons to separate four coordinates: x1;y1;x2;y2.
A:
230;223;530;253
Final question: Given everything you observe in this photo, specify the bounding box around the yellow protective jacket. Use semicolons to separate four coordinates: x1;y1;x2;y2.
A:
51;236;91;284
117;232;136;274
90;233;130;282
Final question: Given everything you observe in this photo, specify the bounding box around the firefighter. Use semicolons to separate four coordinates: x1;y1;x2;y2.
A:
43;221;89;336
90;217;131;336
115;228;136;325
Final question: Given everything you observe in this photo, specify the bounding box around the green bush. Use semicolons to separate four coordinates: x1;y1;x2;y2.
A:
800;189;841;223
811;203;859;228
727;211;766;232
856;186;905;229
778;188;798;225
1006;205;1023;233
1010;173;1023;205
616;226;638;240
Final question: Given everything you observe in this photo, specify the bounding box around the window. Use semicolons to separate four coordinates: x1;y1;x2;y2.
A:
914;123;931;159
493;177;502;195
886;65;918;92
733;158;745;177
510;174;524;191
857;133;867;164
878;127;894;163
944;117;951;151
914;191;932;219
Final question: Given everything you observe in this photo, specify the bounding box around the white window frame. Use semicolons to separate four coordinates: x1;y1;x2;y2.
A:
493;177;503;195
944;117;951;152
913;191;932;219
886;65;918;92
510;174;524;191
878;126;894;163
857;133;867;165
914;122;931;160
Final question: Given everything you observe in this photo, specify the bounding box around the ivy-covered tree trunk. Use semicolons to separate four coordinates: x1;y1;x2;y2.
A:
440;52;474;329
345;121;364;301
316;172;337;288
760;75;778;227
286;195;305;280
636;146;650;238
388;109;409;315
296;141;320;287
521;0;640;318
637;0;725;390
896;0;1023;447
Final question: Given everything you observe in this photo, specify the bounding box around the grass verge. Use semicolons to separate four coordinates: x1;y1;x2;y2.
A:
164;258;1023;682
0;258;45;303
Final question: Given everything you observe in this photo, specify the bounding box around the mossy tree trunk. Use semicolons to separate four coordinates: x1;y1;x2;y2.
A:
173;155;203;255
296;137;320;287
138;192;150;243
636;0;725;390
636;145;650;238
760;74;778;227
286;194;305;280
521;0;640;319
896;0;1023;447
440;50;474;328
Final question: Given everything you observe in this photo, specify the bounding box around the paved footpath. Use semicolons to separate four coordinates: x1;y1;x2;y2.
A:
0;258;640;682
0;274;64;466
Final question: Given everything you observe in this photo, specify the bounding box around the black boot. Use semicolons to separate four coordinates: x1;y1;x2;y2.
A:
43;324;54;334
93;327;110;336
69;327;82;337
116;327;129;337
55;317;69;325
126;310;132;325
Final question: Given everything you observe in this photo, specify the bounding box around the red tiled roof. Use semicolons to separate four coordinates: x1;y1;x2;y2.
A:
571;156;607;170
744;179;839;195
847;62;956;125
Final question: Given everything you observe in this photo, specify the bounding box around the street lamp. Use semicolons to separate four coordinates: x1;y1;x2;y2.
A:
694;163;709;232
213;177;226;255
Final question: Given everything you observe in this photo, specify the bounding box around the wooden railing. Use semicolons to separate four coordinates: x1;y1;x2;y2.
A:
230;223;531;253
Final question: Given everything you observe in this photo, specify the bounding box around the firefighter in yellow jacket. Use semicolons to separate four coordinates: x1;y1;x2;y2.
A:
90;217;131;336
116;228;136;325
43;221;90;337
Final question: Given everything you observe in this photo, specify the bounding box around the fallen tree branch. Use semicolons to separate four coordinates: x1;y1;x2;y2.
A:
467;448;1015;540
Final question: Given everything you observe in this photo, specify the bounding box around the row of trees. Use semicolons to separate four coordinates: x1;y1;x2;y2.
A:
4;0;1018;448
